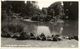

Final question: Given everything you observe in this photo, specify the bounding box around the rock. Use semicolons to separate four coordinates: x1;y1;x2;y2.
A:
36;36;40;40
30;33;36;40
16;32;28;40
74;36;78;41
40;33;46;41
68;36;74;40
52;35;61;41
41;36;46;41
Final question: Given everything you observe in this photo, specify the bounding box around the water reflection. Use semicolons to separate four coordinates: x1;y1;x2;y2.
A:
23;20;78;37
37;26;51;36
62;20;78;37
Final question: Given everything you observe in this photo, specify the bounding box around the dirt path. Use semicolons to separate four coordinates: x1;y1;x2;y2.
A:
1;38;78;48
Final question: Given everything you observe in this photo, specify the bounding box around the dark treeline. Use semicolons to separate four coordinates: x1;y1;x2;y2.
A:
63;2;78;20
2;1;78;22
1;1;65;22
2;1;40;20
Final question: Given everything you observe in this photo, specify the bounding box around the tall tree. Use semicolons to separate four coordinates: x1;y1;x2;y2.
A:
47;2;64;19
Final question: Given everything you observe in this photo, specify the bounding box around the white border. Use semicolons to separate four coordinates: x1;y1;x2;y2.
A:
0;0;79;49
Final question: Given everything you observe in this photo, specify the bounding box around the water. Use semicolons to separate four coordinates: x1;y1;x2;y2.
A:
62;20;78;37
1;20;78;47
23;20;78;37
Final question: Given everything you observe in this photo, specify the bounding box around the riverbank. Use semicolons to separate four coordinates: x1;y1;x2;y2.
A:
1;37;78;48
1;18;78;48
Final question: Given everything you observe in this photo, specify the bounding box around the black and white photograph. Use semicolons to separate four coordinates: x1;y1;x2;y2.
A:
1;0;78;48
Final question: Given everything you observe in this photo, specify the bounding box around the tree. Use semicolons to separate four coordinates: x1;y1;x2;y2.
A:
47;2;64;19
63;2;78;20
23;1;41;18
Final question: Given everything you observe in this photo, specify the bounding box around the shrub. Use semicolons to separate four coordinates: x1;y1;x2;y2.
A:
1;22;24;37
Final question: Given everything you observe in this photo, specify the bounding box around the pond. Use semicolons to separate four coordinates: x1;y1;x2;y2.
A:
23;20;78;37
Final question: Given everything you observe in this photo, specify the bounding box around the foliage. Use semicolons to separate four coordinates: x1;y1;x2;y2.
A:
47;2;64;19
2;1;65;22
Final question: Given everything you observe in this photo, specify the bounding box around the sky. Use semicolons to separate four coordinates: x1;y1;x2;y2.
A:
2;0;58;9
26;0;60;9
33;0;63;9
24;0;57;9
35;0;57;9
2;0;63;9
